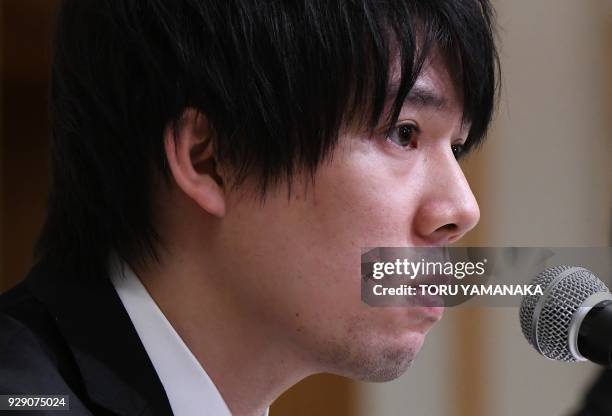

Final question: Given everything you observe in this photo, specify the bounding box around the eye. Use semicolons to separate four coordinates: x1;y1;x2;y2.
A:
452;143;469;160
386;122;418;149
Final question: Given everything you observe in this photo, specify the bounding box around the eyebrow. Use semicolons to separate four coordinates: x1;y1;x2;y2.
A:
404;85;448;110
383;82;471;138
386;83;448;111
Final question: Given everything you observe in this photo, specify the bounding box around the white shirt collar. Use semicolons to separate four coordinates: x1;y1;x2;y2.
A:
110;255;268;416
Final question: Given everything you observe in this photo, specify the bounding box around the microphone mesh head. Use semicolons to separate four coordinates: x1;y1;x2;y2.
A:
519;265;609;362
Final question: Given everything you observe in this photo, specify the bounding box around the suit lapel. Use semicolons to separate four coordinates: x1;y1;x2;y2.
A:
25;259;173;416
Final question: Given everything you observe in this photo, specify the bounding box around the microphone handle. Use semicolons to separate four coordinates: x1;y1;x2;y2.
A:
578;300;612;368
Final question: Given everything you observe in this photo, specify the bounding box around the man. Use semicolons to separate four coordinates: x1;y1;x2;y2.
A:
0;1;498;415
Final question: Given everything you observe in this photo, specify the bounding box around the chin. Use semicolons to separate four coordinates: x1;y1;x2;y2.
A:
334;330;426;383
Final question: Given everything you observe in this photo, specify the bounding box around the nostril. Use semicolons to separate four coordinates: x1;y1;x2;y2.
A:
437;223;458;233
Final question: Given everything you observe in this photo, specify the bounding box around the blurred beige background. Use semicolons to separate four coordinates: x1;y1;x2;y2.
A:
1;1;611;416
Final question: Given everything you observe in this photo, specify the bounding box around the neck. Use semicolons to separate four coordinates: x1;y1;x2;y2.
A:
131;252;313;416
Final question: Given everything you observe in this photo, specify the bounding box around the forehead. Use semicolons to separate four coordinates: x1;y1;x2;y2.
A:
408;52;464;113
387;45;465;113
344;46;470;136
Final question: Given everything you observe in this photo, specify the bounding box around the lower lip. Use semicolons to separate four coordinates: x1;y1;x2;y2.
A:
402;306;444;333
412;290;445;318
414;305;445;319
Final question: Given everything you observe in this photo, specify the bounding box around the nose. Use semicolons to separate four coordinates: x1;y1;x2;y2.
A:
413;154;480;245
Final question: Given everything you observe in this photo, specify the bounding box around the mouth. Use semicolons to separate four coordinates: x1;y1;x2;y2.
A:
401;305;444;334
416;304;445;321
406;273;453;309
405;274;447;323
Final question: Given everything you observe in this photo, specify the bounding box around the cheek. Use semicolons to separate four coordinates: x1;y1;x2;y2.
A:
306;145;422;250
216;139;425;336
261;150;423;316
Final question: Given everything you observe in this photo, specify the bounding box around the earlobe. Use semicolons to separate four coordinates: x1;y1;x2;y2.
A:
164;109;226;218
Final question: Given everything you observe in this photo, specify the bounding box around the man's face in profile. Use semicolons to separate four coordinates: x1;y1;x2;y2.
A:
204;52;480;382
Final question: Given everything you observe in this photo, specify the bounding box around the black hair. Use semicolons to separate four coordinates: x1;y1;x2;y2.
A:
36;0;499;279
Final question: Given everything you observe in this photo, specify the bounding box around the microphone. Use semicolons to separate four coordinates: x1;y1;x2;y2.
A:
519;265;612;367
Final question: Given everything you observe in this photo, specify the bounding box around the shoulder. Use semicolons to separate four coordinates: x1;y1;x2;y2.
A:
0;282;77;394
0;314;94;414
0;284;96;413
0;311;52;386
0;284;62;393
0;313;75;408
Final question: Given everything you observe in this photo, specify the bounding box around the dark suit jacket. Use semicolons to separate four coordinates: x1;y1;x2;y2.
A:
0;259;174;415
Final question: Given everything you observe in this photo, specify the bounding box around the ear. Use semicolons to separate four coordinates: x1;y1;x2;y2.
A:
164;108;226;217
